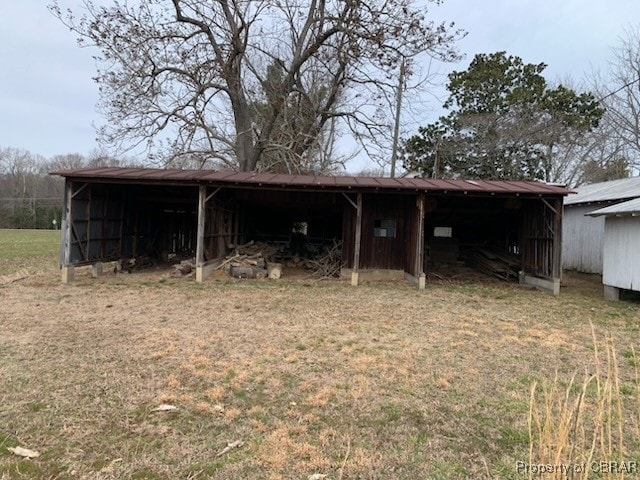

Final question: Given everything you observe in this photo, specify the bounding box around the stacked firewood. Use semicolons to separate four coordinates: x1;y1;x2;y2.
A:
227;241;281;259
215;241;273;279
216;240;342;279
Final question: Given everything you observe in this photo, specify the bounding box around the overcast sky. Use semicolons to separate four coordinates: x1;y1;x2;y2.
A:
0;0;638;169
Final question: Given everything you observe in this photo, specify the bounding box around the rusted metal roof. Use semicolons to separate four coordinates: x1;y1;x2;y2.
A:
50;167;571;195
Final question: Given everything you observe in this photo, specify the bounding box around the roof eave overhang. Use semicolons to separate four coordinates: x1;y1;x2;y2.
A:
55;174;567;198
587;211;640;218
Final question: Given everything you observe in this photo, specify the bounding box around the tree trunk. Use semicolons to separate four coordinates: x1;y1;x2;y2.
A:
228;60;261;172
230;92;260;172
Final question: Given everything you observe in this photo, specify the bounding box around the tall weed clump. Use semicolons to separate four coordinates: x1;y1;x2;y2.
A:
528;326;639;479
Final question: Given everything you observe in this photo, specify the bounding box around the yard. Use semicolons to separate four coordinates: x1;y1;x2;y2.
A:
1;229;639;479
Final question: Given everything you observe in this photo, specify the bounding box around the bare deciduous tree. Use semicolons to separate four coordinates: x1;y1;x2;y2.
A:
48;153;86;171
50;0;462;172
594;26;640;171
0;147;60;228
0;147;42;199
548;118;630;186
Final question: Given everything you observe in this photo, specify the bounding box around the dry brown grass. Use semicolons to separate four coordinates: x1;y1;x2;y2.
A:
528;327;640;480
0;261;639;479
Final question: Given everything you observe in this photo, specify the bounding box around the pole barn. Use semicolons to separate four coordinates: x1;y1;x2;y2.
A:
51;167;570;294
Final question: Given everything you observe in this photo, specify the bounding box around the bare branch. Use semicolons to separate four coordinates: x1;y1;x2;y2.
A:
50;0;463;172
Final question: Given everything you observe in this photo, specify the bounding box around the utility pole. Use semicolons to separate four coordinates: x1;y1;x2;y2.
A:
432;138;441;179
390;57;406;178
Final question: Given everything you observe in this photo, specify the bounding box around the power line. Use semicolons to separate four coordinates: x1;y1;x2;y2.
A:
0;198;61;201
598;76;640;102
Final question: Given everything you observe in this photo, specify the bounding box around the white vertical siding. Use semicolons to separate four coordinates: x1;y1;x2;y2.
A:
562;204;606;273
602;217;640;291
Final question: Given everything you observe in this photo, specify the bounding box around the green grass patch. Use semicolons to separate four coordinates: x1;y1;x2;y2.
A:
0;433;19;456
622;349;638;367
0;229;59;274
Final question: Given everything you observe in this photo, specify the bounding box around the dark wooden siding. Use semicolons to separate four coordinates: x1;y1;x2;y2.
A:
521;197;563;279
404;197;420;275
120;185;198;259
203;191;236;261
343;193;416;271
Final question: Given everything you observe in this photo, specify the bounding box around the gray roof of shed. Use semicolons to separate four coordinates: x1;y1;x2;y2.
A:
564;177;640;205
587;197;640;217
50;167;571;196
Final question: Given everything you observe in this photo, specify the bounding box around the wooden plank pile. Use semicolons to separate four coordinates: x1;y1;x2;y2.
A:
464;247;520;280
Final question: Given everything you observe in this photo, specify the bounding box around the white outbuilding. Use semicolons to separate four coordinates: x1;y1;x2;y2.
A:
587;198;640;300
563;177;640;274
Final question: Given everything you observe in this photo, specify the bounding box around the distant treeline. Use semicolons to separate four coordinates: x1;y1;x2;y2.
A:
0;147;133;229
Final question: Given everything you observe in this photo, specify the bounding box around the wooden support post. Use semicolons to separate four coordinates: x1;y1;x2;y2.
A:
60;179;73;284
59;179;69;268
232;204;240;246
132;210;138;257
101;187;108;259
118;190;125;257
196;185;206;283
552;197;563;281
61;265;75;284
351;192;363;286
415;193;426;290
85;184;91;263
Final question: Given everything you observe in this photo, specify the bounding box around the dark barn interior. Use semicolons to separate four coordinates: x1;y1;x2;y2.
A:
424;196;521;267
66;182;198;265
422;195;560;281
233;189;343;249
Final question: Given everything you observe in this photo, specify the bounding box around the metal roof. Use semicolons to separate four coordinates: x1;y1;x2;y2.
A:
50;167;571;196
587;197;640;217
564;177;640;205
